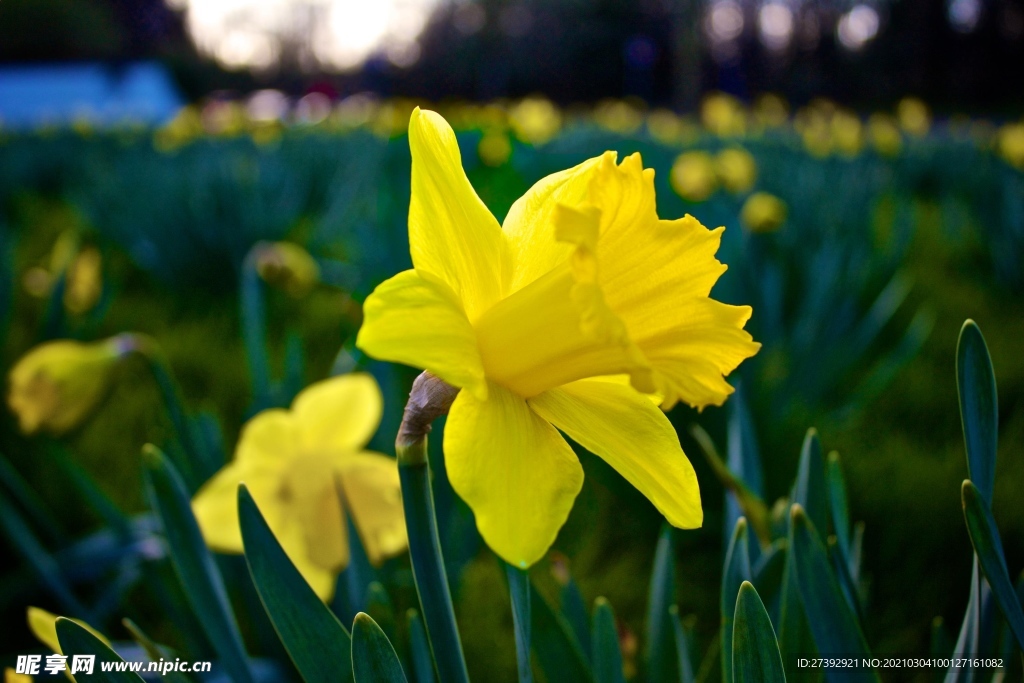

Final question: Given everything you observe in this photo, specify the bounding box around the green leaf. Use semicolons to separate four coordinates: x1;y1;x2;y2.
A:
961;480;1024;649
722;517;752;683
141;446;254;683
733;582;786;683
559;572;592;657
367;581;398;646
946;557;980;682
957;320;998;505
351;612;408;683
238;484;353;683
405;610;436;683
644;524;677;683
668;606;695;683
789;506;878;682
825;452;850;558
592;598;625;683
791;429;828;535
55;617;145;683
531;581;595;683
121;619;194;683
506;562;533;683
0;487;86;616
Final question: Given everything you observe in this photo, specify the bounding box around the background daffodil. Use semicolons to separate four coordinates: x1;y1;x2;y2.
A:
357;109;760;569
192;373;407;599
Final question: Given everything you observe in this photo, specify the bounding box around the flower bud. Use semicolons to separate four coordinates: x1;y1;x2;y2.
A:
255;242;320;298
7;335;138;435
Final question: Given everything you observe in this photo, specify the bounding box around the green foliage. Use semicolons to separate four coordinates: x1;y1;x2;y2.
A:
732;582;785;683
237;484;353;683
351;612;408;683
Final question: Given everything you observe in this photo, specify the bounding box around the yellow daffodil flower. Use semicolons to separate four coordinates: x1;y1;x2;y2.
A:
897;97;931;137
714;148;757;194
998;122;1024;170
27;607;109;654
64;247;103;315
509;98;562;146
868;113;903;157
192;373;407;599
701;93;747;137
594;100;644;135
740;192;788;233
671;151;718;202
254;241;321;298
7;335;136;435
5;668;33;683
478;130;513;167
356;109;759;568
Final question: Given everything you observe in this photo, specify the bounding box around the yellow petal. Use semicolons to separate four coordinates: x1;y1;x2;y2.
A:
272;513;340;601
288;456;350;574
357;269;487;399
292;373;382;453
408;107;508;321
529;379;702;528
502;154;608;294
192;462;282;552
235;409;297;464
444;382;583;568
338;451;408;566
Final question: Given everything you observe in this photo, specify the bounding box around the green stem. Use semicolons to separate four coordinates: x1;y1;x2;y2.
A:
397;372;469;683
505;562;533;683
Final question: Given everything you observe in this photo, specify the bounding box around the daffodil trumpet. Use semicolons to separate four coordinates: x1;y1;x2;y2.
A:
395;372;470;683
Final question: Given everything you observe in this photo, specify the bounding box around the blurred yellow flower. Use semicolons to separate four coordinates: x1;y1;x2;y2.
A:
192;373;406;600
478;130;513;167
868;113;903;157
897;97;931;137
153;105;203;152
701;93;747;137
831;110;864;157
509;98;562;146
357;109;759;568
741;192;788;233
715;148;758;194
753;94;789;130
5;668;32;683
7;335;136;435
27;607;109;654
998;122;1024;170
63;247;103;315
255;241;321;298
670;151;718;202
646;109;697;146
594;99;644;134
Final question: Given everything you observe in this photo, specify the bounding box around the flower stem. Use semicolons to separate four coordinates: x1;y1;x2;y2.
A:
397;372;469;683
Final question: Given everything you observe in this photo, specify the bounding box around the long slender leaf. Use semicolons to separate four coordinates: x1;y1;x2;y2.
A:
506;563;533;683
531;582;595;683
555;563;592;658
0;488;86;616
55;617;144;683
961;480;1024;650
668;606;695;683
142;446;254;683
956;320;998;505
238;484;352;683
789;505;878;683
791;430;829;535
351;612;408;683
945;557;981;683
406;610;436;683
592;598;625;683
644;524;677;683
122;619;194;683
733;582;786;683
722;517;752;683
